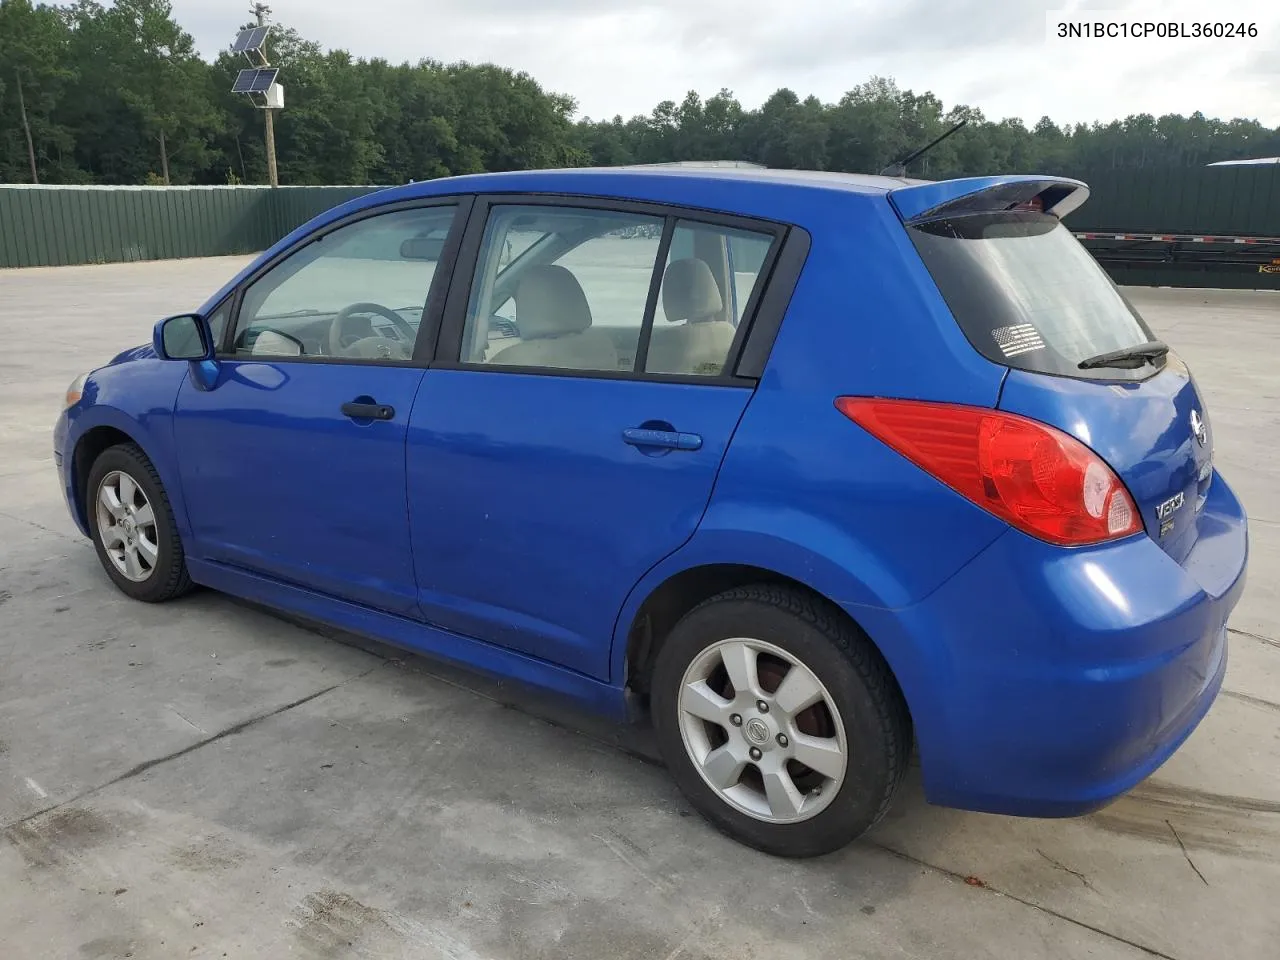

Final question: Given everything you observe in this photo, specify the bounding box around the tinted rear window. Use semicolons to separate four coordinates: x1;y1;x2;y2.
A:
909;212;1160;381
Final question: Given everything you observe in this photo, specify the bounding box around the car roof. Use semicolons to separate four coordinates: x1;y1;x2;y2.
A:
368;165;926;207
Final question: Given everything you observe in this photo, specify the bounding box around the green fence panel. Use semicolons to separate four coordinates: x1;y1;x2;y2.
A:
269;186;385;242
0;185;384;268
19;190;42;266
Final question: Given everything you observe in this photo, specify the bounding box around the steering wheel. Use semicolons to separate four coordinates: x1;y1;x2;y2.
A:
328;302;416;358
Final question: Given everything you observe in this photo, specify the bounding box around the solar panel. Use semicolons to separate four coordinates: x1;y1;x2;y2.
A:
231;26;269;53
232;67;278;94
251;67;279;92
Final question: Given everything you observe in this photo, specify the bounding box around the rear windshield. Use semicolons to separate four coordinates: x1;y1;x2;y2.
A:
909;212;1160;381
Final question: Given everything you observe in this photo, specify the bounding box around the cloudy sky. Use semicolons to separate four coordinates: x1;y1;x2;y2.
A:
172;0;1280;127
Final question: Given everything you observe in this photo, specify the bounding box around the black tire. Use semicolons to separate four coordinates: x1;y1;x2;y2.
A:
651;584;910;858
85;442;193;603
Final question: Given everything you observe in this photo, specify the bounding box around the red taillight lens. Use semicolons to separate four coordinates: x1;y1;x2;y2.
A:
835;398;1142;547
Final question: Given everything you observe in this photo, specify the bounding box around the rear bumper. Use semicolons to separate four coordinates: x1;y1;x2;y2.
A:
855;472;1248;817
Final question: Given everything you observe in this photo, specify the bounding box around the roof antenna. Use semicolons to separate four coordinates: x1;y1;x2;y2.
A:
879;119;968;178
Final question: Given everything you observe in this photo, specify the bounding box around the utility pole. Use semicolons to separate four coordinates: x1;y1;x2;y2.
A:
251;2;279;187
15;69;39;185
263;96;279;188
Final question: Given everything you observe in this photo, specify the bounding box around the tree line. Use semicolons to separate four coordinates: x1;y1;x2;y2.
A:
3;0;1278;187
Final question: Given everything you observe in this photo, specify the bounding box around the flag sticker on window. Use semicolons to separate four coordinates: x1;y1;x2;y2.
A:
992;324;1045;358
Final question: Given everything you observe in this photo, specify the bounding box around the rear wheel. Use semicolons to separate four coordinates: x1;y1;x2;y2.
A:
86;443;193;603
651;584;909;857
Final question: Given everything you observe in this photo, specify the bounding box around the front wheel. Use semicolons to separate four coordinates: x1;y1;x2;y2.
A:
651;585;910;857
86;442;193;603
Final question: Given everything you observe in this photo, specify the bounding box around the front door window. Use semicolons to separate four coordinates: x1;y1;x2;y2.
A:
230;205;458;361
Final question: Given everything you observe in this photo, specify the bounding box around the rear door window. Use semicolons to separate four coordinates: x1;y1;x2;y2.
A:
460;205;664;372
909;213;1159;380
455;203;782;379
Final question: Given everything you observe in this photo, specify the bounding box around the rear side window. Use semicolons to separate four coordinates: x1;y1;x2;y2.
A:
646;221;775;376
909;213;1158;380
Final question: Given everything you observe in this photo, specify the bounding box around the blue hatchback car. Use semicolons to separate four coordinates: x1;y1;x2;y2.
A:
54;167;1248;857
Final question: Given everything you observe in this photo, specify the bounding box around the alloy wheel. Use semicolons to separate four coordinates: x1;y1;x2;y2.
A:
95;470;159;582
676;637;847;823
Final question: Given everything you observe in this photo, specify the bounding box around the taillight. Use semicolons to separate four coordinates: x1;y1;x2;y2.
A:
835;398;1142;547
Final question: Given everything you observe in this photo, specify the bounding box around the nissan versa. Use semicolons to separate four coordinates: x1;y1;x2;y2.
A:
54;167;1247;857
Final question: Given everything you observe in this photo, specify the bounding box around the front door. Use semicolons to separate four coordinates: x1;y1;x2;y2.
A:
407;200;781;678
173;201;462;616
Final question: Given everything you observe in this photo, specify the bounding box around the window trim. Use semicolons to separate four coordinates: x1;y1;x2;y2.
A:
433;193;797;386
733;225;812;379
631;217;673;373
217;195;473;368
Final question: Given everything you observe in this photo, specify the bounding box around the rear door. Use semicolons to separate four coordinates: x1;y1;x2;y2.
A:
406;197;785;679
905;205;1213;562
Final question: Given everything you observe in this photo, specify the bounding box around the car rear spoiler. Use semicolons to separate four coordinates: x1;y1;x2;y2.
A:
889;175;1089;225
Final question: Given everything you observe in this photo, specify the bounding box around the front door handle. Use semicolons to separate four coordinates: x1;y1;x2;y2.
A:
341;401;395;421
622;427;703;451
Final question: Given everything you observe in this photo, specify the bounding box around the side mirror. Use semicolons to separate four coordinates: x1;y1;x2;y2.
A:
154;313;214;361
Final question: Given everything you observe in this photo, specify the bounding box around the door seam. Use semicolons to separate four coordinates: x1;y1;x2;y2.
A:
604;383;761;683
402;369;431;624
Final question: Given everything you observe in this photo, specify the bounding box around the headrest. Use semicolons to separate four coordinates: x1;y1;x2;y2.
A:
515;265;592;339
662;258;723;323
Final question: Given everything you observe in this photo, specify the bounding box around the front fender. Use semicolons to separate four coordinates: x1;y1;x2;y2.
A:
62;359;191;540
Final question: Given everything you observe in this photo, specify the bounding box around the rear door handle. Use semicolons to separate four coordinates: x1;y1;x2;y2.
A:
622;427;702;451
341;401;395;421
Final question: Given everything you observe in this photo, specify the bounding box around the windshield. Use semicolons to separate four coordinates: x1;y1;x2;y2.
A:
909;212;1160;380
